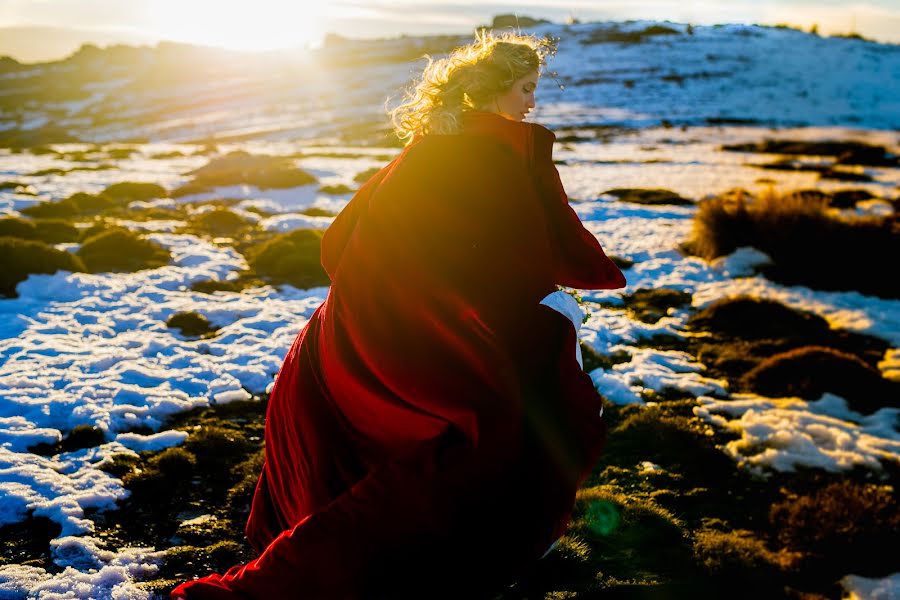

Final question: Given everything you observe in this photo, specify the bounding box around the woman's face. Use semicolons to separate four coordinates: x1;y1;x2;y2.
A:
491;70;539;121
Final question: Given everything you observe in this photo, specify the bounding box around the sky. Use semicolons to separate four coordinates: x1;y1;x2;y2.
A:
0;0;899;62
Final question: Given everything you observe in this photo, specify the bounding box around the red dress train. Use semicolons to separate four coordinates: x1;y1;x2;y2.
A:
170;111;626;599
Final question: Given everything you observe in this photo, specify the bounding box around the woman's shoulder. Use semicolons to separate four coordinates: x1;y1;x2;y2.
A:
460;111;557;167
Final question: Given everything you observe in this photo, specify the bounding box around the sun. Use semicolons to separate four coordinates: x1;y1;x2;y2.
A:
144;0;324;52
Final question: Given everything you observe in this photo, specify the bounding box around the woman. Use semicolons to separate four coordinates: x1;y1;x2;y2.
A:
172;30;625;600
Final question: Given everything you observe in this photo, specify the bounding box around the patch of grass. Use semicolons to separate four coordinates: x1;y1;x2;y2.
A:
603;188;692;205
29;424;106;456
89;400;267;593
76;227;171;273
693;529;796;587
98;453;142;478
740;345;898;412
147;447;197;480
570;485;694;584
0;514;60;569
174;151;317;196
622;288;692;323
681;188;900;298
244;228;329;289
0;236;85;297
600;403;736;484
580;343;631;373
166;311;219;338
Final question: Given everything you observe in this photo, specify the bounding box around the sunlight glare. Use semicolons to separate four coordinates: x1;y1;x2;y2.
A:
144;0;324;51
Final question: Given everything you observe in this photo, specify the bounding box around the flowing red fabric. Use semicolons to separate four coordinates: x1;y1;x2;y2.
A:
171;111;626;599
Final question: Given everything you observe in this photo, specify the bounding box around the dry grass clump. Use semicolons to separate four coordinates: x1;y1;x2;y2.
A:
682;188;899;298
770;480;900;575
687;296;830;340
741;345;898;412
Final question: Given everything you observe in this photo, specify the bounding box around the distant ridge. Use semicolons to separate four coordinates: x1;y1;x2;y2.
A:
0;25;154;64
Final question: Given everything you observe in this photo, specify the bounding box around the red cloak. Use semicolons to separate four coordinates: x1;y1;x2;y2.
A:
171;111;626;599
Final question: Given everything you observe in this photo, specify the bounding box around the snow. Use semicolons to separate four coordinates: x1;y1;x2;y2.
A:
693;393;900;476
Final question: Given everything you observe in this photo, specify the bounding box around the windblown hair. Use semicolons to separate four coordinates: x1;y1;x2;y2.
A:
390;30;557;145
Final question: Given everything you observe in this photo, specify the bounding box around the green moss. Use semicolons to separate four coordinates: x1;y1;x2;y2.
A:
77;227;171;273
98;453;142;478
102;181;168;202
147;447;197;479
0;236;85;297
0;217;37;239
174;151;317;196
0;514;60;569
318;183;355;195
189;208;252;236
353;166;382;184
622;288;692;323
603;188;692;205
570;486;693;581
191;274;265;294
608;255;634;270
580;342;631;373
166;311;219;338
29;424;106;455
244;228;329;289
300;207;337;217
692;529;794;592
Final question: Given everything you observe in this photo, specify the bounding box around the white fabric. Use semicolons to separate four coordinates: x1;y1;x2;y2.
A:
539;290;603;418
539;290;584;369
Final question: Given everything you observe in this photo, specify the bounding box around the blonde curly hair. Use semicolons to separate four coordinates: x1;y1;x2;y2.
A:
390;30;557;145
